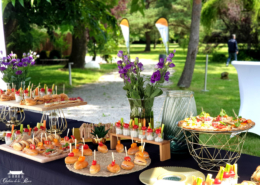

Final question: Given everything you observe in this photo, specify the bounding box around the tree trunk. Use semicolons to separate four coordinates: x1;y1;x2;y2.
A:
177;0;202;88
144;31;151;52
68;27;88;68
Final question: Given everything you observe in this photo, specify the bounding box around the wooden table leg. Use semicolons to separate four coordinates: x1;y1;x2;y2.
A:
110;134;117;150
159;142;171;161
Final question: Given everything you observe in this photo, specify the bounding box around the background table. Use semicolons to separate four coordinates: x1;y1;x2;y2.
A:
232;61;260;136
0;111;259;185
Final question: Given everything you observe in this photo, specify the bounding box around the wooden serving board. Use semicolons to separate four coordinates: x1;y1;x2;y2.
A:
0;144;68;163
0;100;87;111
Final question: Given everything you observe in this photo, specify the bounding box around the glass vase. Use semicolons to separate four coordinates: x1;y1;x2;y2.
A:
128;98;154;128
161;90;197;154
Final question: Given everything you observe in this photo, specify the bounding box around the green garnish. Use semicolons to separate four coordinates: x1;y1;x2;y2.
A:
45;149;54;152
219;109;226;117
200;111;206;117
234;122;241;128
220;121;226;126
62;143;69;147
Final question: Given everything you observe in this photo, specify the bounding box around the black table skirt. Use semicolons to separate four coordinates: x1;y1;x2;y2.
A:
0;111;258;185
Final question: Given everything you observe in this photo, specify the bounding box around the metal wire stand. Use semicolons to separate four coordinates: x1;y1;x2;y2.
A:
181;129;248;172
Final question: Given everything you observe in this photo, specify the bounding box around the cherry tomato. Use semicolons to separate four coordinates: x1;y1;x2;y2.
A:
45;152;51;155
214;178;222;184
123;123;129;129
202;182;206;185
218;124;226;129
111;160;115;166
155;129;161;134
71;135;75;140
98;142;103;146
40;126;45;130
223;171;230;178
34;127;38;131
40;88;45;92
68;152;74;157
124;156;131;161
229;170;235;177
24;128;29;132
30;144;35;150
83;144;89;149
92;160;97;165
64;136;69;141
44;140;50;145
116;122;121;127
141;126;147;131
133;125;138;129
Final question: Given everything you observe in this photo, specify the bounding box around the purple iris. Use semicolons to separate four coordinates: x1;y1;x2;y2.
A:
132;67;137;74
22;58;28;63
119;68;128;74
23;53;26;57
0;67;6;71
11;59;16;63
12;66;17;70
125;64;132;70
117;60;123;65
151;70;161;83
173;49;176;53
23;63;28;67
29;56;33;60
15;70;23;75
17;62;23;67
166;57;172;62
169;63;175;67
127;78;131;83
156;62;164;69
135;57;139;63
124;55;128;61
164;71;170;81
117;51;123;57
118;65;122;70
159;58;164;63
2;57;6;61
17;59;20;62
31;61;35;65
168;53;174;58
7;56;11;60
137;62;144;71
130;62;135;67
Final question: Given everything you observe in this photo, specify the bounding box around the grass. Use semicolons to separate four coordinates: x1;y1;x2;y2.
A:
114;43;260;157
28;64;117;92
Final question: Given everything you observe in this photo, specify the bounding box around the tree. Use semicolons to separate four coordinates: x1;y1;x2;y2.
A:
177;0;202;88
3;0;118;68
201;0;260;49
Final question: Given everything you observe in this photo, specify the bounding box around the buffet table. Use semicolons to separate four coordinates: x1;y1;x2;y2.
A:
0;111;259;185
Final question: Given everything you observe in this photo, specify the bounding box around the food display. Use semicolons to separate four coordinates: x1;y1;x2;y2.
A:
89;150;101;174
191;163;238;185
0;83;85;107
97;142;108;153
74;146;88;170
65;144;79;164
178;109;255;132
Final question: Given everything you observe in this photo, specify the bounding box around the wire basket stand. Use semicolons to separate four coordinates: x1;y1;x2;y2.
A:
181;128;250;172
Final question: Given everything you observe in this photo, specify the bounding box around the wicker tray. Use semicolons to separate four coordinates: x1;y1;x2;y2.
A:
66;150;151;177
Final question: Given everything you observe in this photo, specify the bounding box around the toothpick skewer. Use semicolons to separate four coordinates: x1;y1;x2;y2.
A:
33;134;34;142
75;139;77;149
83;138;85;145
142;142;145;153
82;145;83;156
125;146;127;156
63;84;65;94
201;107;204;112
73;127;74;136
131;135;133;144
112;152;114;161
67;129;70;137
232;109;238;118
94;150;96;161
55;130;56;138
70;143;72;153
56;85;57;95
45;133;47;140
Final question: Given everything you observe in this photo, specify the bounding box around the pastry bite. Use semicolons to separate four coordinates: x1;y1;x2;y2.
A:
25;98;37;106
82;144;92;156
23;144;38;156
107;152;120;173
127;143;139;155
52;138;62;148
20;140;30;148
52;94;61;101
116;140;124;153
134;156;147;166
34;96;44;105
98;142;108;153
121;156;134;170
74;156;88;170
135;151;149;159
44;140;54;149
60;93;69;101
0;94;10;101
42;148;63;157
36;141;46;154
13;142;24;151
9;92;15;100
65;152;78;164
89;150;100;174
72;148;81;157
43;94;52;102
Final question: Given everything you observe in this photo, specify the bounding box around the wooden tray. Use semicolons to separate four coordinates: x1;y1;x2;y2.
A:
110;133;171;162
0;100;87;111
0;144;68;163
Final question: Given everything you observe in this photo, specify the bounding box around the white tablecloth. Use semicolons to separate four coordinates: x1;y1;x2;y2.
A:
232;61;260;136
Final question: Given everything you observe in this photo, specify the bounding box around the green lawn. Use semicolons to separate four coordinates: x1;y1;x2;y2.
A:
114;43;260;157
28;64;117;92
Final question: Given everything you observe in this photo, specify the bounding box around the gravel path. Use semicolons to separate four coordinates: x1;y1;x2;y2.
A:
64;59;175;124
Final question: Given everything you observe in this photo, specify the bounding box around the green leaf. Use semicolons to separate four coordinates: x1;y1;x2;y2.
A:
31;0;34;7
19;0;24;7
150;89;163;98
46;0;51;4
25;77;31;81
11;0;16;7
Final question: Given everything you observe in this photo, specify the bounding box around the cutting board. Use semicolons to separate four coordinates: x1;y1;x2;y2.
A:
0;144;68;163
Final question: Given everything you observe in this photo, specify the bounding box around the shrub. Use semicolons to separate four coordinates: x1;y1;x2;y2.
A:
49;49;61;59
210;52;227;63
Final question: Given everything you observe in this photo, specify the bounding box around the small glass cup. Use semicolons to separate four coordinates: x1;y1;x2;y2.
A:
5;133;12;146
155;132;164;142
138;129;146;139
15;131;21;140
123;127;130;136
130;128;138;138
116;127;122;135
15;94;23;103
146;129;154;141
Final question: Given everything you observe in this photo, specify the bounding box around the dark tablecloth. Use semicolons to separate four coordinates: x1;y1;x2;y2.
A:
0;111;258;185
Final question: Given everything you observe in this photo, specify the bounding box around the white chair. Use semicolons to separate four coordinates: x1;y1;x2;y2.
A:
232;61;260;136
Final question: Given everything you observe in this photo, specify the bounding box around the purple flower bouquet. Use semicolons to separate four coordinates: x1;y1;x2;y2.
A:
116;50;176;126
0;51;39;89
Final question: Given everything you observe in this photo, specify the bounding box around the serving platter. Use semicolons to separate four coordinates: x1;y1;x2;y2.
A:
139;166;205;185
0;100;87;111
0;144;68;163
